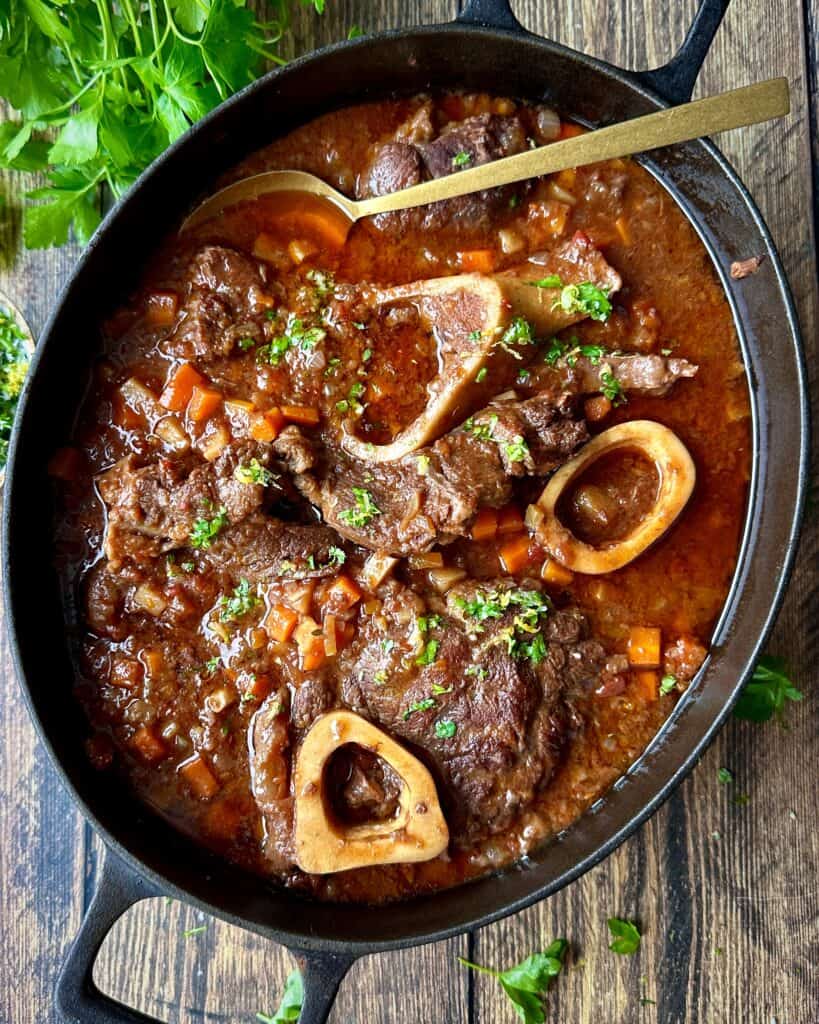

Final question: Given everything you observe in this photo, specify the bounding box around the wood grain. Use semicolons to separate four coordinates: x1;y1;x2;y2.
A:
1;1;816;1022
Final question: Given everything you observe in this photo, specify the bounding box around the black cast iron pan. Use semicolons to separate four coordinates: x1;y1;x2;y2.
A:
2;0;808;1020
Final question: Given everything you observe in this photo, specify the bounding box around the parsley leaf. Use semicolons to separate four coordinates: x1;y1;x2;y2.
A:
234;458;275;486
452;150;471;168
553;282;612;322
529;274;563;289
415;639;440;666
607;918;641;955
504;435;530;463
599;368;626;406
499;316;535;356
717;768;733;784
402;696;436;719
659;673;677;696
256;969;303;1024
189;507;227;549
734;656;803;723
435;719;457;739
219;578;260;622
338;487;381;528
0;2;326;249
459;939;568;1024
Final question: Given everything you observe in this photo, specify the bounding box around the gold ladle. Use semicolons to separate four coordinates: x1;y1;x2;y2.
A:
181;78;789;238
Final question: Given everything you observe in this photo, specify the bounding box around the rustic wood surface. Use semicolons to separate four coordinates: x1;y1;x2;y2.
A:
1;1;817;1021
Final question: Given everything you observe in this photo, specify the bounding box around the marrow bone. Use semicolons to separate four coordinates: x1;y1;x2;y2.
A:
294;710;449;873
529;420;696;574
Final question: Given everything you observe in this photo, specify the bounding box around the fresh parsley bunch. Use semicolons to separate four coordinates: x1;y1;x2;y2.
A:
0;0;325;249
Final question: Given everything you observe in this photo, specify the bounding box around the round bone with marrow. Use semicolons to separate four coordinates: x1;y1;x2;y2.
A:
294;710;449;874
529;420;696;574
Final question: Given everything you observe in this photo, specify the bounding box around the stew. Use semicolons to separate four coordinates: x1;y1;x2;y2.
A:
52;93;750;903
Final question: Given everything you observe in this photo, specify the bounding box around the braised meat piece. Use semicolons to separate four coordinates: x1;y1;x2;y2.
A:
338;580;603;841
358;113;529;231
163;245;276;364
276;391;588;556
97;442;272;564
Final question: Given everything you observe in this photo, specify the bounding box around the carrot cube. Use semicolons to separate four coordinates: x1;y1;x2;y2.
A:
281;405;320;427
159;363;204;412
130;726;166;763
499;534;534;575
265;603;299;643
633;669;659;703
243;673;273;703
187;385;222;423
627;626;662;668
559;122;586;140
471;507;498;542
497;504;525;536
584;395;613;423
179;754;220;799
326;574;362;612
459;249;495;274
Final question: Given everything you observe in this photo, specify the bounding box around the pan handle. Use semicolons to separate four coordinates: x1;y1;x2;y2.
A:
56;848;358;1024
457;0;731;106
56;849;163;1023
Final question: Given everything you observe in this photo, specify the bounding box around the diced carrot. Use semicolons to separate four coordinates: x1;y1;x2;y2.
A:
627;626;662;668
471;507;498;542
143;291;179;326
159;363;205;412
334;620;355;652
497;504;525;536
584;395;613;422
556;167;577;190
265;603;298;643
139;649;164;679
300;635;326;671
499;534;535;575
179;754;220;799
249;412;277;443
187;385;222;423
109;657;143;691
459;249;495;273
541;558;574;587
633;669;659;703
559;122;586;140
281;405;320;427
615;216;632;246
111;392;145;430
243;673;273;703
48;446;84;481
326;574;363;612
130;726;166;764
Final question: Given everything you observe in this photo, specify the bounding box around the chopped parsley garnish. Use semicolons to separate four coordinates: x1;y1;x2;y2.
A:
0;305;29;468
431;683;453;695
338;487;381;528
607;918;641;955
181;561;195;573
219;578;261;622
373;670;388;685
517;368;531;384
306;268;335;297
475;367;488;383
464;413;498;443
734;656;802;723
553;281;612;322
599;368;626;406
238;336;256;351
403;696;437;719
717;768;733;784
258;317;326;365
469;329;482;342
381;639;396;654
183;926;207;938
452;150;471;168
529;274;563;289
465;664;488;680
234;458;275;486
416;454;430;475
456;587;551;663
415;639;440;666
499;316;534;357
435;719;457;739
324;357;341;378
256;969;303;1024
504;435;530;463
326;546;346;568
509;194;520;209
189;507;227;549
417;614;442;633
659;673;677;696
203;657;220;675
459;939;568;1024
362;347;373;362
544;336;607;368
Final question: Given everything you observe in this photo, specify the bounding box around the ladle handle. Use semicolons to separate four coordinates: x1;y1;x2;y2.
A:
354;78;789;219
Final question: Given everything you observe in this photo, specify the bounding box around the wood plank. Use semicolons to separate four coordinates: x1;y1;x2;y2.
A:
472;2;819;1023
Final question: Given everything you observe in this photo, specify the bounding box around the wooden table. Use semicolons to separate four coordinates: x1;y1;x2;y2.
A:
1;2;816;1021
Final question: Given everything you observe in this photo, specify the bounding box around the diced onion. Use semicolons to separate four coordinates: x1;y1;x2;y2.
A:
427;567;467;594
120;377;159;419
133;582;167;616
408;552;444;570
154;415;190;451
498;228;524;254
199;423;230;461
361;552;399;590
281;580;315;615
205;687;236;714
525;503;544;531
547;181;577;206
323;613;338;657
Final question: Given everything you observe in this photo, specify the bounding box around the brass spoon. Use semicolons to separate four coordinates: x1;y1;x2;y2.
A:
181;78;789;237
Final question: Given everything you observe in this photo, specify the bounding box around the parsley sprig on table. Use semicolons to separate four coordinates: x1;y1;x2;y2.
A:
734;655;803;723
459;940;568;1024
257;968;303;1023
0;0;326;249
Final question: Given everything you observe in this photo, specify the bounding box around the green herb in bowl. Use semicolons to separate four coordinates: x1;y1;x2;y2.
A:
0;297;32;471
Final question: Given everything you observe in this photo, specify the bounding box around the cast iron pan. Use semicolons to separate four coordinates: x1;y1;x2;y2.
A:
2;0;808;1020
